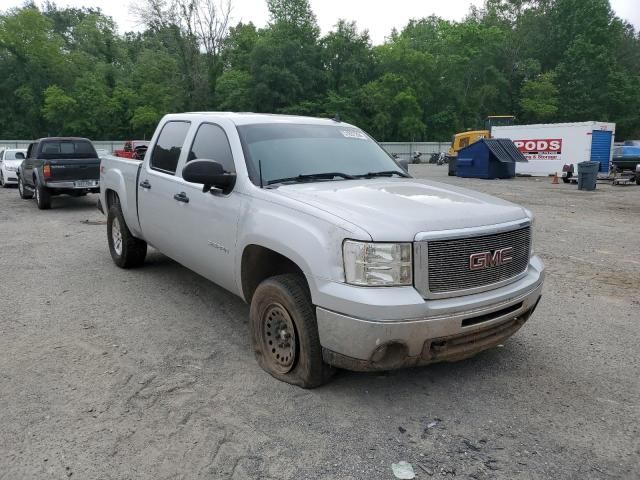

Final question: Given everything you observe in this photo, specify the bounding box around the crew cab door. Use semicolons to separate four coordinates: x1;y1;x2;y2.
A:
137;120;192;255
21;142;38;186
170;122;242;293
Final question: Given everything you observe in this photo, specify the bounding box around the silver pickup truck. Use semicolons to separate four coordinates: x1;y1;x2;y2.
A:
99;113;544;387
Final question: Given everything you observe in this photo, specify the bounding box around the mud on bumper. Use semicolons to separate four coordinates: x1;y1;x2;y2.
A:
319;287;542;372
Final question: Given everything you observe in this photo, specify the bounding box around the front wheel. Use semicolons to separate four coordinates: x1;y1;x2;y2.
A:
250;274;334;388
107;203;147;268
18;177;33;199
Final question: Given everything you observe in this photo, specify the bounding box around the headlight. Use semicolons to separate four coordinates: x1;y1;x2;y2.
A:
343;240;412;286
6;166;16;172
523;209;535;256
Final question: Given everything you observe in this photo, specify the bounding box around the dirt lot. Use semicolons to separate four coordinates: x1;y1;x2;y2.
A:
0;167;638;480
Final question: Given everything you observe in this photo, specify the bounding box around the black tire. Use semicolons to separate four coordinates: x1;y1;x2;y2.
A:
35;182;51;210
250;274;335;388
0;171;7;188
18;176;33;199
107;203;147;268
562;177;570;184
636;176;640;186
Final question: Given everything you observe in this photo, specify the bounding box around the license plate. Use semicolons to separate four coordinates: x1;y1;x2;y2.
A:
75;180;96;187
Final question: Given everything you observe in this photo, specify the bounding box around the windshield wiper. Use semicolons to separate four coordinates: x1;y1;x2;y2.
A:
266;172;355;186
354;170;410;179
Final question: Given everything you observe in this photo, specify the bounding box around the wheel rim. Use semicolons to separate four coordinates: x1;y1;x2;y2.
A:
112;217;123;256
262;303;297;374
35;186;39;203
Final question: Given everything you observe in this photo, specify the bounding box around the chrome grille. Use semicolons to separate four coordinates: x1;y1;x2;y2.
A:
417;226;531;297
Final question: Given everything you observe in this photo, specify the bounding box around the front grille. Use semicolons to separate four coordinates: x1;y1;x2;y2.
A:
418;226;530;296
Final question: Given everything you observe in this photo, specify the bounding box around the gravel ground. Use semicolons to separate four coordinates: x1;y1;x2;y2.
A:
0;166;638;480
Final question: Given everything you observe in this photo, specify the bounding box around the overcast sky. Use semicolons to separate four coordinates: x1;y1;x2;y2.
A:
2;0;639;44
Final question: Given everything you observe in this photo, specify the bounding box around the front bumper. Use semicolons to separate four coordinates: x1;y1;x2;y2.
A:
315;256;544;371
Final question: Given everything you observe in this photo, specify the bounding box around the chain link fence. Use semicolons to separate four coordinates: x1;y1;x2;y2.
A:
379;142;450;161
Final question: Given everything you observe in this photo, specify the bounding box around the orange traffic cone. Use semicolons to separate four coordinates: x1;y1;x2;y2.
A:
551;173;559;184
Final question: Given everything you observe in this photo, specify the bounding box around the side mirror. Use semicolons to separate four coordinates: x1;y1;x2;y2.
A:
182;159;236;194
15;152;25;159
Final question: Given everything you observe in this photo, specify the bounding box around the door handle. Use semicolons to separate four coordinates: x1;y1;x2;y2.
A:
173;192;189;203
139;179;151;189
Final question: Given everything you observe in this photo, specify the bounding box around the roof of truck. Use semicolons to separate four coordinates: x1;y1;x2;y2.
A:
34;137;92;142
175;112;348;127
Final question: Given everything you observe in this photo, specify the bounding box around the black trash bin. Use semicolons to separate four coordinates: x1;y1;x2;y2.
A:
577;161;599;191
448;156;456;176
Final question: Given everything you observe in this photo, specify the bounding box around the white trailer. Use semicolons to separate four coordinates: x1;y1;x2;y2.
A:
492;121;616;180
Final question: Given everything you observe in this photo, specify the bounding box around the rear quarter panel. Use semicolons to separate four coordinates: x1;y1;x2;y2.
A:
100;155;144;238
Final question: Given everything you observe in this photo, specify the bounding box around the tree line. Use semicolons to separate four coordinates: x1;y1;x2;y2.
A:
1;0;639;141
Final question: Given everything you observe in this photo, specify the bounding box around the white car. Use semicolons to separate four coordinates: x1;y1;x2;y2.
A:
0;148;27;187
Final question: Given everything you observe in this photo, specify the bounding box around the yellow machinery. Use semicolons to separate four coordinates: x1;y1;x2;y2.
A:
447;116;516;159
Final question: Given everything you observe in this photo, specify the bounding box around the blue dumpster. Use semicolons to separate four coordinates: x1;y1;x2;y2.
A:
456;138;527;179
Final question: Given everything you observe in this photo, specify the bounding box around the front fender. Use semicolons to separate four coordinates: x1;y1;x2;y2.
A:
236;201;369;304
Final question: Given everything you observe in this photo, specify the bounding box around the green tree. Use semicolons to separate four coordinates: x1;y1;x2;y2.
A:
519;72;559;122
321;20;373;94
251;0;324;112
42;85;77;135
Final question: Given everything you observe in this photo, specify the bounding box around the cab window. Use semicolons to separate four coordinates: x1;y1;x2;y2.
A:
187;123;235;173
150;121;191;174
26;143;36;159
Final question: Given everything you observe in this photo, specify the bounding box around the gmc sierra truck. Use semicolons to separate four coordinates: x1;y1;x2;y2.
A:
18;137;100;209
99;113;544;388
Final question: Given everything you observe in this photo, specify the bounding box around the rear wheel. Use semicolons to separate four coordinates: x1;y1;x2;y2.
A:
107;203;147;268
18;177;33;199
250;274;334;388
35;182;51;209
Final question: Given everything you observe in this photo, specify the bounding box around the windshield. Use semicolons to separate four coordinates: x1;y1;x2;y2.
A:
4;151;25;160
38;140;97;159
237;123;405;186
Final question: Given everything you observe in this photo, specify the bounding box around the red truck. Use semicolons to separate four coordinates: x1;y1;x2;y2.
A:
113;140;149;160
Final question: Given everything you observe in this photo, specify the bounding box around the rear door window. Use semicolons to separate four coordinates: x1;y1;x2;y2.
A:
186;123;235;173
150;121;191;175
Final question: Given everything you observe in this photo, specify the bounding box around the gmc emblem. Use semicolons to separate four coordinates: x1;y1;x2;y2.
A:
469;247;513;271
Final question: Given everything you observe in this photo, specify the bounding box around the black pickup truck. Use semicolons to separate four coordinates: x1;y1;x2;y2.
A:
17;137;100;209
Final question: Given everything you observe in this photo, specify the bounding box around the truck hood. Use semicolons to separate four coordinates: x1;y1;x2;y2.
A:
271;179;529;241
